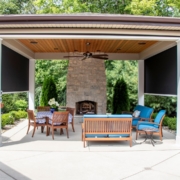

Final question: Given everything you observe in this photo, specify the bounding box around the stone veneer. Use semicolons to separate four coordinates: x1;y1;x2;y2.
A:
66;58;107;114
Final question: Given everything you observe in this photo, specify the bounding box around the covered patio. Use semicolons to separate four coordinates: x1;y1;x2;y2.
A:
0;117;179;179
0;13;180;146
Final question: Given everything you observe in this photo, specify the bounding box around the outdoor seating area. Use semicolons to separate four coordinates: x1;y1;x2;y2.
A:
0;111;178;180
2;113;176;146
25;106;168;147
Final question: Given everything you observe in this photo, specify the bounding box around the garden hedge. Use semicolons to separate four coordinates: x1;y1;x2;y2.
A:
1;110;27;129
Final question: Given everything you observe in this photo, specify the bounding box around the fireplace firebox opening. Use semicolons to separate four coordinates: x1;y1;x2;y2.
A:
76;101;97;115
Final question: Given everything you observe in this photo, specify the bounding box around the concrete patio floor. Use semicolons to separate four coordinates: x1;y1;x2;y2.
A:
0;118;180;180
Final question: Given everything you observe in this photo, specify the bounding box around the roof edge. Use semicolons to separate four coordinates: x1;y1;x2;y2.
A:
0;14;180;24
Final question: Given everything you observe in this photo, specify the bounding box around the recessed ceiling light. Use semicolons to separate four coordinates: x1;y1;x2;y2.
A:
138;42;146;45
30;41;38;44
86;42;90;46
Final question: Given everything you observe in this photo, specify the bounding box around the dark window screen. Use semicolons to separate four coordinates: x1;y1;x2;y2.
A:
2;45;29;92
145;46;177;95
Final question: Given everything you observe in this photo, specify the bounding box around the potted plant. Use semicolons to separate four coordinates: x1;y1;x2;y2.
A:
48;98;59;113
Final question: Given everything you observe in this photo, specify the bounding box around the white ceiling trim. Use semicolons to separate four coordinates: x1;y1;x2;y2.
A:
139;41;177;60
2;39;35;59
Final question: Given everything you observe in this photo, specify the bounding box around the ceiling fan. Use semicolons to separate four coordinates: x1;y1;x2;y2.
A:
63;42;109;60
64;51;108;60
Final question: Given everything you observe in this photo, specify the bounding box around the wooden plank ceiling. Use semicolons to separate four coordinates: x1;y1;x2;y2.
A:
18;39;157;53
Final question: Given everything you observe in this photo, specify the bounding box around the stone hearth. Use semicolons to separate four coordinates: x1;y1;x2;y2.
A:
66;58;106;114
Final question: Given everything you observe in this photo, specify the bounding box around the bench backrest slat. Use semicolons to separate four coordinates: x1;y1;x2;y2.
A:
84;118;132;134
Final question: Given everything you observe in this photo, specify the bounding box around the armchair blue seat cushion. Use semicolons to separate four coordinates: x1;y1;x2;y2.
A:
137;123;159;130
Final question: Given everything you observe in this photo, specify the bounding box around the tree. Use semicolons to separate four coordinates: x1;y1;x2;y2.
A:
106;60;138;112
125;0;180;17
33;0;132;14
0;0;36;14
35;60;68;107
39;77;58;106
112;78;130;114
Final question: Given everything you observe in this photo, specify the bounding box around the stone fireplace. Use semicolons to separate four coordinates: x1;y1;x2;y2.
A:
66;57;106;114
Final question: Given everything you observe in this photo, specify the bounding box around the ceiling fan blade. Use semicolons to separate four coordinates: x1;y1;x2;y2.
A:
91;54;108;57
64;55;84;58
93;57;109;60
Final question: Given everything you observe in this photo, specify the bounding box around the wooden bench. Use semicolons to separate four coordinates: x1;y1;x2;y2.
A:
82;115;132;148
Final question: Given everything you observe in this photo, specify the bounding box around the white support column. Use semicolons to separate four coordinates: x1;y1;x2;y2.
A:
29;59;35;110
0;38;2;146
138;60;144;105
176;41;180;145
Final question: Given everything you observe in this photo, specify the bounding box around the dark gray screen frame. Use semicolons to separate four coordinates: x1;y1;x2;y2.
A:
2;45;29;92
145;46;177;95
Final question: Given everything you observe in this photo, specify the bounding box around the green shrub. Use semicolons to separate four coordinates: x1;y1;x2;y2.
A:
17;110;27;118
8;110;27;122
2;113;14;125
145;95;177;117
2;92;28;113
1;110;27;129
167;117;176;130
151;113;157;119
2;94;15;113
14;99;27;111
9;111;22;120
162;116;169;126
1;115;6;128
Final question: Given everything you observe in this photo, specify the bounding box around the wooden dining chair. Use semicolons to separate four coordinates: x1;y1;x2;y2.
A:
37;106;50;112
47;111;69;139
66;107;75;132
27;109;47;137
